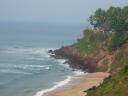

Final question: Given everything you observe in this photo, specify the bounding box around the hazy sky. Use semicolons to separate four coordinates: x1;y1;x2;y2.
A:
0;0;127;23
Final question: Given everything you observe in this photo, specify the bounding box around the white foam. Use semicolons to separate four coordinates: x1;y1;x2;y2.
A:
45;66;50;70
34;70;87;96
73;70;85;76
0;64;51;71
34;76;72;96
0;69;31;74
57;59;67;64
59;63;70;69
3;47;57;58
56;59;70;68
28;57;45;61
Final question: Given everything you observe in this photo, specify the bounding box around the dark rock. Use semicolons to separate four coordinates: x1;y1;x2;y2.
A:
85;86;97;93
103;75;112;83
49;46;100;73
48;50;54;54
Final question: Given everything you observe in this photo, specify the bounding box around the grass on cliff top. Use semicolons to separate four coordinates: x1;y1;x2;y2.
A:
73;38;97;54
73;29;110;54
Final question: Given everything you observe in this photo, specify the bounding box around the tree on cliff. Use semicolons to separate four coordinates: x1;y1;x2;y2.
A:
89;6;128;32
89;6;128;50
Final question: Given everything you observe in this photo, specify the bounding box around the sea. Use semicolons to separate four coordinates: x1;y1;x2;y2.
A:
0;22;86;96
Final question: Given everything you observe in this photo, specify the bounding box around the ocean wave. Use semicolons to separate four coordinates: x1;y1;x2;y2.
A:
0;64;51;71
73;70;86;76
34;70;87;96
34;69;87;96
56;59;67;64
2;47;56;58
34;76;72;96
56;59;70;68
58;63;70;69
27;57;45;61
0;69;31;74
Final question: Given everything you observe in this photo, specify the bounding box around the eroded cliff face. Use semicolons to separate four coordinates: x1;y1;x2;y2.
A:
49;46;114;73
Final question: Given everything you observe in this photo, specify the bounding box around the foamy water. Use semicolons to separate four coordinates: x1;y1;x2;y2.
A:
34;70;85;96
0;22;85;96
0;47;83;96
34;76;72;96
33;54;85;96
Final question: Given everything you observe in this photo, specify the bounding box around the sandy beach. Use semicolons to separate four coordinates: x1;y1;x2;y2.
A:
43;72;110;96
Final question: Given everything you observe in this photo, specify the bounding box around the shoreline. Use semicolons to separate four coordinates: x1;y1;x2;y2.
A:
36;72;109;96
47;49;110;96
34;70;86;96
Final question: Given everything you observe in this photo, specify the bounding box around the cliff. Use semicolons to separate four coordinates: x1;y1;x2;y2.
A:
49;30;115;73
49;6;128;96
49;30;128;96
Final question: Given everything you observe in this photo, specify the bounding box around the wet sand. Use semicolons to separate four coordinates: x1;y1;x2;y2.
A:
44;72;110;96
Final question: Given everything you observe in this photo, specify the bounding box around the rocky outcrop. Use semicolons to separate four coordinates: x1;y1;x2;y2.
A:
48;46;111;73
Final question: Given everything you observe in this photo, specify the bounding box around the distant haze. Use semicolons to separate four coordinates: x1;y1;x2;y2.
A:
0;0;127;23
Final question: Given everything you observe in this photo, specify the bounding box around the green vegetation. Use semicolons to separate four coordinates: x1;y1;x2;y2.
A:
73;28;111;54
72;6;128;96
89;6;128;32
108;32;128;50
89;6;128;50
73;6;128;52
111;47;128;71
73;29;111;54
75;7;128;52
87;44;128;96
87;65;128;96
73;29;108;54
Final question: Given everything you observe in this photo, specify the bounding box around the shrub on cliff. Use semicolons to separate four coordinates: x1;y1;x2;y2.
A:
108;32;128;50
73;29;109;54
87;65;128;96
89;6;128;32
89;6;128;51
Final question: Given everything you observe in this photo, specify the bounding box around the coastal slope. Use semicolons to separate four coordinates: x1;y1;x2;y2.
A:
49;6;128;96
